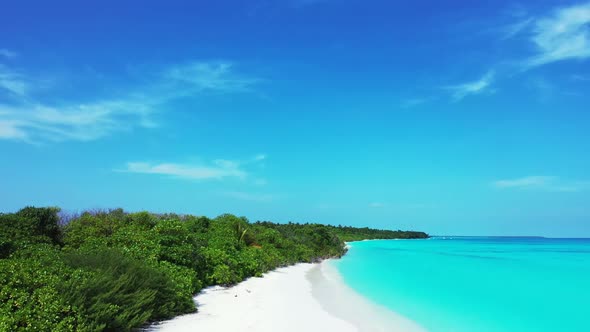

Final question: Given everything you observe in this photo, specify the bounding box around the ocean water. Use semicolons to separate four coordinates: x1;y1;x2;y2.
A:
332;237;590;332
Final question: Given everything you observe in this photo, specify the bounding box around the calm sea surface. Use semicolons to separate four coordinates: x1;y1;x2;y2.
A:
333;237;590;332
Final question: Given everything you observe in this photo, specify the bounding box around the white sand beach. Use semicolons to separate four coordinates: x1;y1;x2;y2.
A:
148;260;424;332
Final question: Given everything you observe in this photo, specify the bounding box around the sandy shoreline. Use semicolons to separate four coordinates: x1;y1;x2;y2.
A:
148;260;424;332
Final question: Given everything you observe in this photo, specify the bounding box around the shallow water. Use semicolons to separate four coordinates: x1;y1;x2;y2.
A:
333;237;590;332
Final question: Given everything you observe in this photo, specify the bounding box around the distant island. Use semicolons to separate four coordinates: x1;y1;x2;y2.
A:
0;206;428;331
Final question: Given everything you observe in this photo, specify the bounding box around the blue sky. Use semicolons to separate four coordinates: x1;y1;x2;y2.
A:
1;0;589;237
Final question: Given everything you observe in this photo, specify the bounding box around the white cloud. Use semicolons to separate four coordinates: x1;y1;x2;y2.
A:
0;100;154;142
121;153;266;182
493;176;590;192
446;71;495;101
124;160;247;180
0;119;27;140
164;61;261;95
525;2;590;67
0;60;260;143
0;65;27;96
0;49;17;58
501;17;534;39
493;176;554;188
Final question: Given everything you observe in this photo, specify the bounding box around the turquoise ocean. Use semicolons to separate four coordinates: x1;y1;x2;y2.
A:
333;237;590;332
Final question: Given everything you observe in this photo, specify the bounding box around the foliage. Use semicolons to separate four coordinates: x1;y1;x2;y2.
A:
0;244;78;332
60;248;191;331
0;206;428;331
0;207;62;257
328;225;429;242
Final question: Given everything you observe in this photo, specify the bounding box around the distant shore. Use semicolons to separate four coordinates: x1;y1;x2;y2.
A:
148;260;424;332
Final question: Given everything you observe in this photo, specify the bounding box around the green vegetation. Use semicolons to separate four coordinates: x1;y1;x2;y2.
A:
0;206;428;331
328;225;429;242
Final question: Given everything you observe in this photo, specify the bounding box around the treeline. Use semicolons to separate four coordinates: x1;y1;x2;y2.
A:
329;225;429;242
0;207;428;331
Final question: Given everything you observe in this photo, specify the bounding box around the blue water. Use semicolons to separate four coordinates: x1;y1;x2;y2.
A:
333;237;590;332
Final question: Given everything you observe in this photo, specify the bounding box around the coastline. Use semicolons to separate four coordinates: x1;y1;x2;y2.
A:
147;260;424;332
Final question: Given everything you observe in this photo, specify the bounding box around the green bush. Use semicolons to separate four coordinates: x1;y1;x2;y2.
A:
153;219;201;268
61;248;193;331
0;245;78;332
16;207;63;245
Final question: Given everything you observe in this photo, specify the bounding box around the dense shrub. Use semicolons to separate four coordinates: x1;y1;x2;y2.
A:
16;207;63;245
61;248;191;331
0;244;78;332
